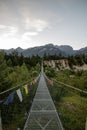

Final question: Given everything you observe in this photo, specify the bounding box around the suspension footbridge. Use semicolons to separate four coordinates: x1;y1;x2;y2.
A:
24;70;64;130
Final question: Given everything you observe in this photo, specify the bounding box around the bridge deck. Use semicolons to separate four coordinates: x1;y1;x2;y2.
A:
24;73;64;130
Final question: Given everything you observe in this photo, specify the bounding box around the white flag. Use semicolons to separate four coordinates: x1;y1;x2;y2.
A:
16;89;23;102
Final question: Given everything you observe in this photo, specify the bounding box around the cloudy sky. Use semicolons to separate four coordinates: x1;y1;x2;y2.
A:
0;0;87;50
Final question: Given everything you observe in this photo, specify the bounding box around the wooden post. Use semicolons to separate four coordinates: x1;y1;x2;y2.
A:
0;110;2;130
85;118;87;130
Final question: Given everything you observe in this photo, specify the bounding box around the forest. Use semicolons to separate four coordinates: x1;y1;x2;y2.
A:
0;52;87;130
0;52;41;130
0;52;41;93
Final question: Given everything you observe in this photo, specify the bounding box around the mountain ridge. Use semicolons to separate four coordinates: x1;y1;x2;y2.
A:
0;44;87;57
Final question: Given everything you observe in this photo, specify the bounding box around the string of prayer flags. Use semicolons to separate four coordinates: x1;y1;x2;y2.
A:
4;92;15;105
30;81;33;85
21;86;25;96
24;85;28;95
3;80;33;106
27;83;30;91
32;80;35;84
27;83;30;89
16;89;23;102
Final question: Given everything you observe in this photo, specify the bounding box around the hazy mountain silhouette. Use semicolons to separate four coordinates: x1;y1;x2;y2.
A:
0;44;87;57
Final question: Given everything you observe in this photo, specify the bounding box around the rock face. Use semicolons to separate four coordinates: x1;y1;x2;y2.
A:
44;60;87;71
58;45;74;55
22;44;66;57
44;59;70;71
76;47;87;55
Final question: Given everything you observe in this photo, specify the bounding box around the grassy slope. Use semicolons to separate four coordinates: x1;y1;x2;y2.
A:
56;94;87;130
46;69;87;130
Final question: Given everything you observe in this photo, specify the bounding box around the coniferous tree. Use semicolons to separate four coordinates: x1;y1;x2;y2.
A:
0;53;12;93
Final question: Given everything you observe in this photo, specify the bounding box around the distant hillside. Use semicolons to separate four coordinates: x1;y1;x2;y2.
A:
1;47;24;55
44;59;70;71
22;44;66;57
76;47;87;55
58;45;75;55
44;59;87;71
0;44;87;57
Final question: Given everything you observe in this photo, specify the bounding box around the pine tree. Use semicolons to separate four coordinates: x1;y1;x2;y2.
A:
0;53;12;93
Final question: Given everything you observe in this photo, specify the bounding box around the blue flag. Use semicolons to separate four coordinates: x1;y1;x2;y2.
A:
4;92;15;105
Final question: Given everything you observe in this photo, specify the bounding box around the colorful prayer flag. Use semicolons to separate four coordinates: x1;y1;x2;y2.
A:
16;89;23;102
27;83;30;89
4;92;15;105
30;82;33;85
27;83;30;91
21;86;25;96
24;85;28;94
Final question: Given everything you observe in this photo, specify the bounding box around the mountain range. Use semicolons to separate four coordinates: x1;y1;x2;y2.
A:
0;44;87;57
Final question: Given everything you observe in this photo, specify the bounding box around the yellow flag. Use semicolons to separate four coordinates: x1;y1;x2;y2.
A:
24;85;28;94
